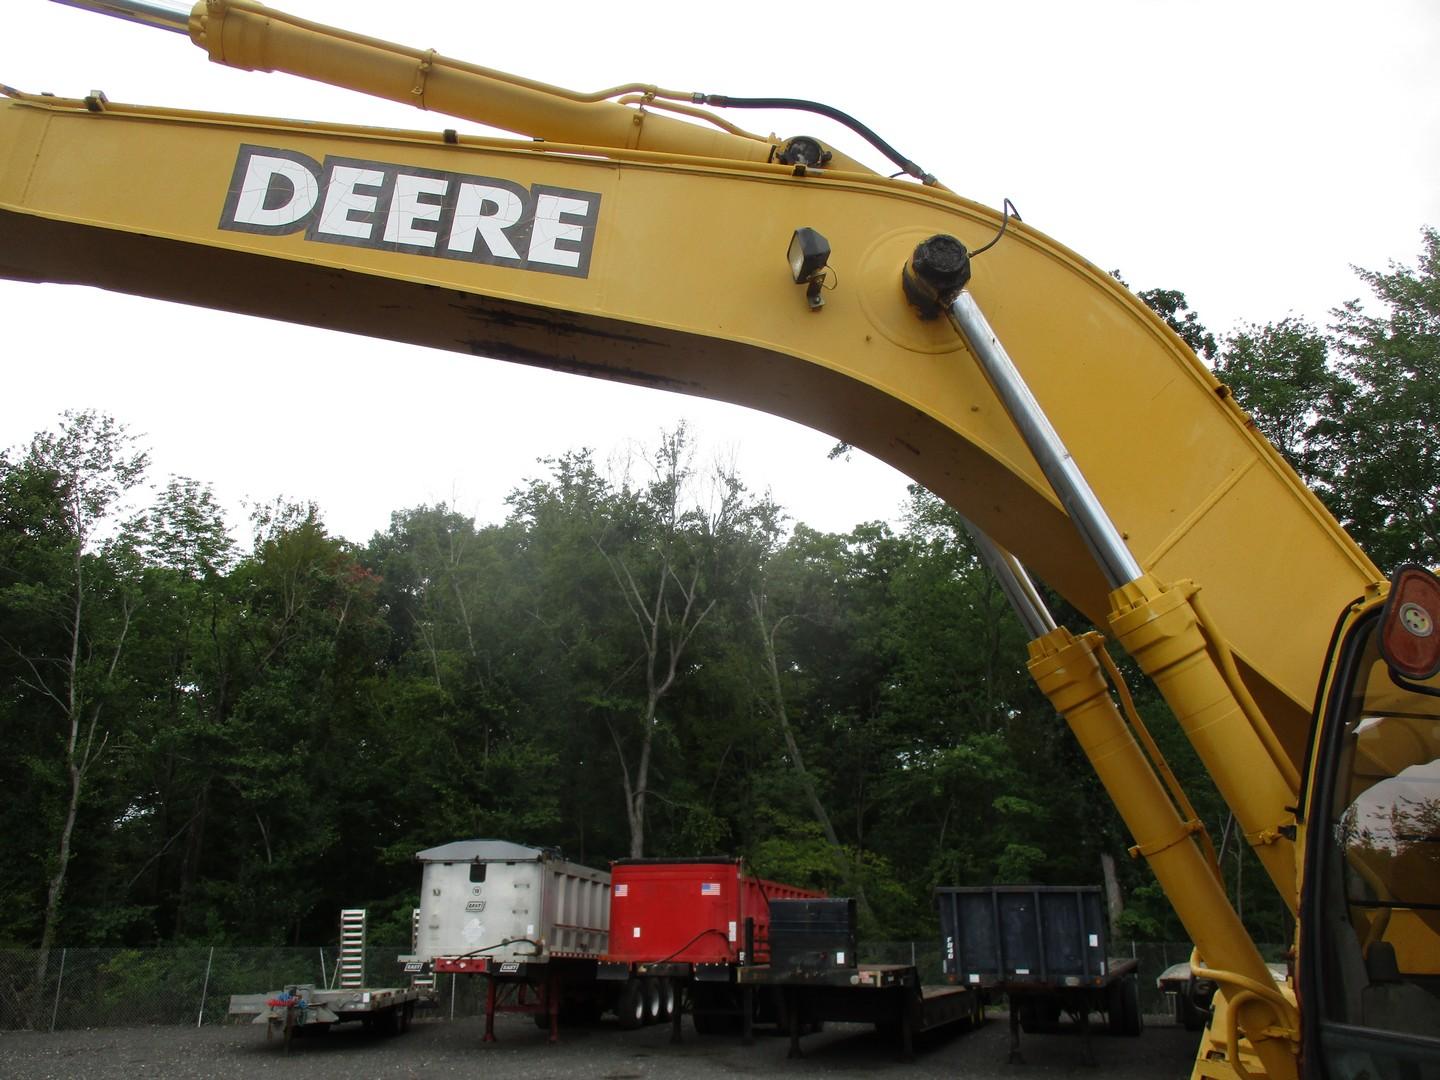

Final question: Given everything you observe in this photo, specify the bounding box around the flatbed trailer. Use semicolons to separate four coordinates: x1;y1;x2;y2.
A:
936;885;1143;1065
228;983;433;1049
988;955;1141;1064
735;962;982;1060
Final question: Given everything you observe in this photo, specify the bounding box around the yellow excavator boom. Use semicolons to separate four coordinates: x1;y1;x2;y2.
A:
6;6;1420;1075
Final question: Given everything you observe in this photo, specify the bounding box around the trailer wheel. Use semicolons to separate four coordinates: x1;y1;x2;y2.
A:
617;979;646;1030
1177;990;1208;1032
643;978;664;1025
1107;976;1143;1036
1120;976;1143;1037
379;1005;403;1036
656;979;676;1023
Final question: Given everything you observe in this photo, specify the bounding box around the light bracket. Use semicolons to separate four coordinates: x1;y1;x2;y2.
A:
788;227;831;311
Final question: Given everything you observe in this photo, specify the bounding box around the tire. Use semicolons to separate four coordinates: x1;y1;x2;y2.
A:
380;1005;403;1036
1178;987;1209;1032
1107;981;1126;1035
656;979;677;1023
643;978;663;1025
617;979;646;1030
1121;976;1144;1037
561;994;604;1025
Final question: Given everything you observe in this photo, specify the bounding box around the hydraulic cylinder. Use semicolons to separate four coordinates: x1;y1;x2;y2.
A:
1108;575;1298;914
1028;626;1297;1077
911;246;1301;916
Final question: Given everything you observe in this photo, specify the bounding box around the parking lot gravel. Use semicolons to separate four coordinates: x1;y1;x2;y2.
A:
1;1010;1200;1079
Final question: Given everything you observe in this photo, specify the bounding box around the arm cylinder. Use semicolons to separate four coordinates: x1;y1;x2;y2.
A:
189;1;779;164
963;523;1295;1075
963;518;1056;640
49;0;190;33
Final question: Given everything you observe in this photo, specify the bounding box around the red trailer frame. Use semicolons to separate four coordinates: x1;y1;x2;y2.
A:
599;858;823;1038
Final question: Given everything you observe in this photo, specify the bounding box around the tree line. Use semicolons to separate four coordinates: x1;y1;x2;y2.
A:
1;229;1434;965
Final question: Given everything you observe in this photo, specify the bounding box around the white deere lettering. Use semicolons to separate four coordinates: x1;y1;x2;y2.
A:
448;183;524;259
528;193;592;268
318;165;384;240
384;172;449;247
231;154;319;228
220;146;599;277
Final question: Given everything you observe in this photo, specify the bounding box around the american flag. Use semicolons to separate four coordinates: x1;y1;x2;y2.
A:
700;882;721;896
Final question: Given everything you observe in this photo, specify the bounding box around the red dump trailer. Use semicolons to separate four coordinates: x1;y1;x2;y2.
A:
598;858;822;1036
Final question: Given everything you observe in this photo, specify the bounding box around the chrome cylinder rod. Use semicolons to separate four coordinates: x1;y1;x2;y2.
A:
947;290;1144;590
49;0;191;33
964;520;1057;639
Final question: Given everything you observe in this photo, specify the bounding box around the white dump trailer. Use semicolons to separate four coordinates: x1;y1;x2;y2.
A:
405;839;611;1041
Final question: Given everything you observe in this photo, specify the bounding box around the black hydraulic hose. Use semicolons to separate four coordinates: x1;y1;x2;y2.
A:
453;936;541;960
695;94;935;185
652;928;731;966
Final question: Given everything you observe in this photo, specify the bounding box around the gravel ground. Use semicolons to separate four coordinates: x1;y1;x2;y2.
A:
0;1011;1199;1079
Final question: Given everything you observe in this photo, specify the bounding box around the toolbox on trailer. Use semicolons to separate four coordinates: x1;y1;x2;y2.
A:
768;897;859;979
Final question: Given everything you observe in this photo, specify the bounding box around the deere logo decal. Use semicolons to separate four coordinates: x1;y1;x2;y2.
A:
219;144;600;278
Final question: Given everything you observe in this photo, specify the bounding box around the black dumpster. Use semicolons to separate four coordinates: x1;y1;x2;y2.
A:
935;885;1109;988
934;885;1141;1062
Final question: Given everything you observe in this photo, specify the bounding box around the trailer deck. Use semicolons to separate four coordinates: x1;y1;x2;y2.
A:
228;984;433;1049
735;962;982;1060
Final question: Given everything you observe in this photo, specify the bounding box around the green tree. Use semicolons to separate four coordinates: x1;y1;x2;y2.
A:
1327;227;1440;570
0;412;148;974
115;476;239;941
1214;317;1350;494
1111;272;1217;360
1136;286;1218;361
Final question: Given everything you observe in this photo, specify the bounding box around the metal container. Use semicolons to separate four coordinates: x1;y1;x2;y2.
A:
605;858;820;967
936;885;1110;988
413;840;610;966
768;897;858;978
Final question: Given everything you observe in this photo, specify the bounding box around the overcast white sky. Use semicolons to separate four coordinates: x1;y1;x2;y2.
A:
3;0;1438;544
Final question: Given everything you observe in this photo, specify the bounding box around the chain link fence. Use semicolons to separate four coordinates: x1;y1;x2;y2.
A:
0;946;488;1032
2;941;1274;1031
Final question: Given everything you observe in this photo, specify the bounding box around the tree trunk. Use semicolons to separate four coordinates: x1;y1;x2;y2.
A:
602;546;712;860
752;592;873;925
1101;851;1124;940
35;759;84;990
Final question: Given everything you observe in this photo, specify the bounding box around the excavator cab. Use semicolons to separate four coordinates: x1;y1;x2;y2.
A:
1301;565;1440;1076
